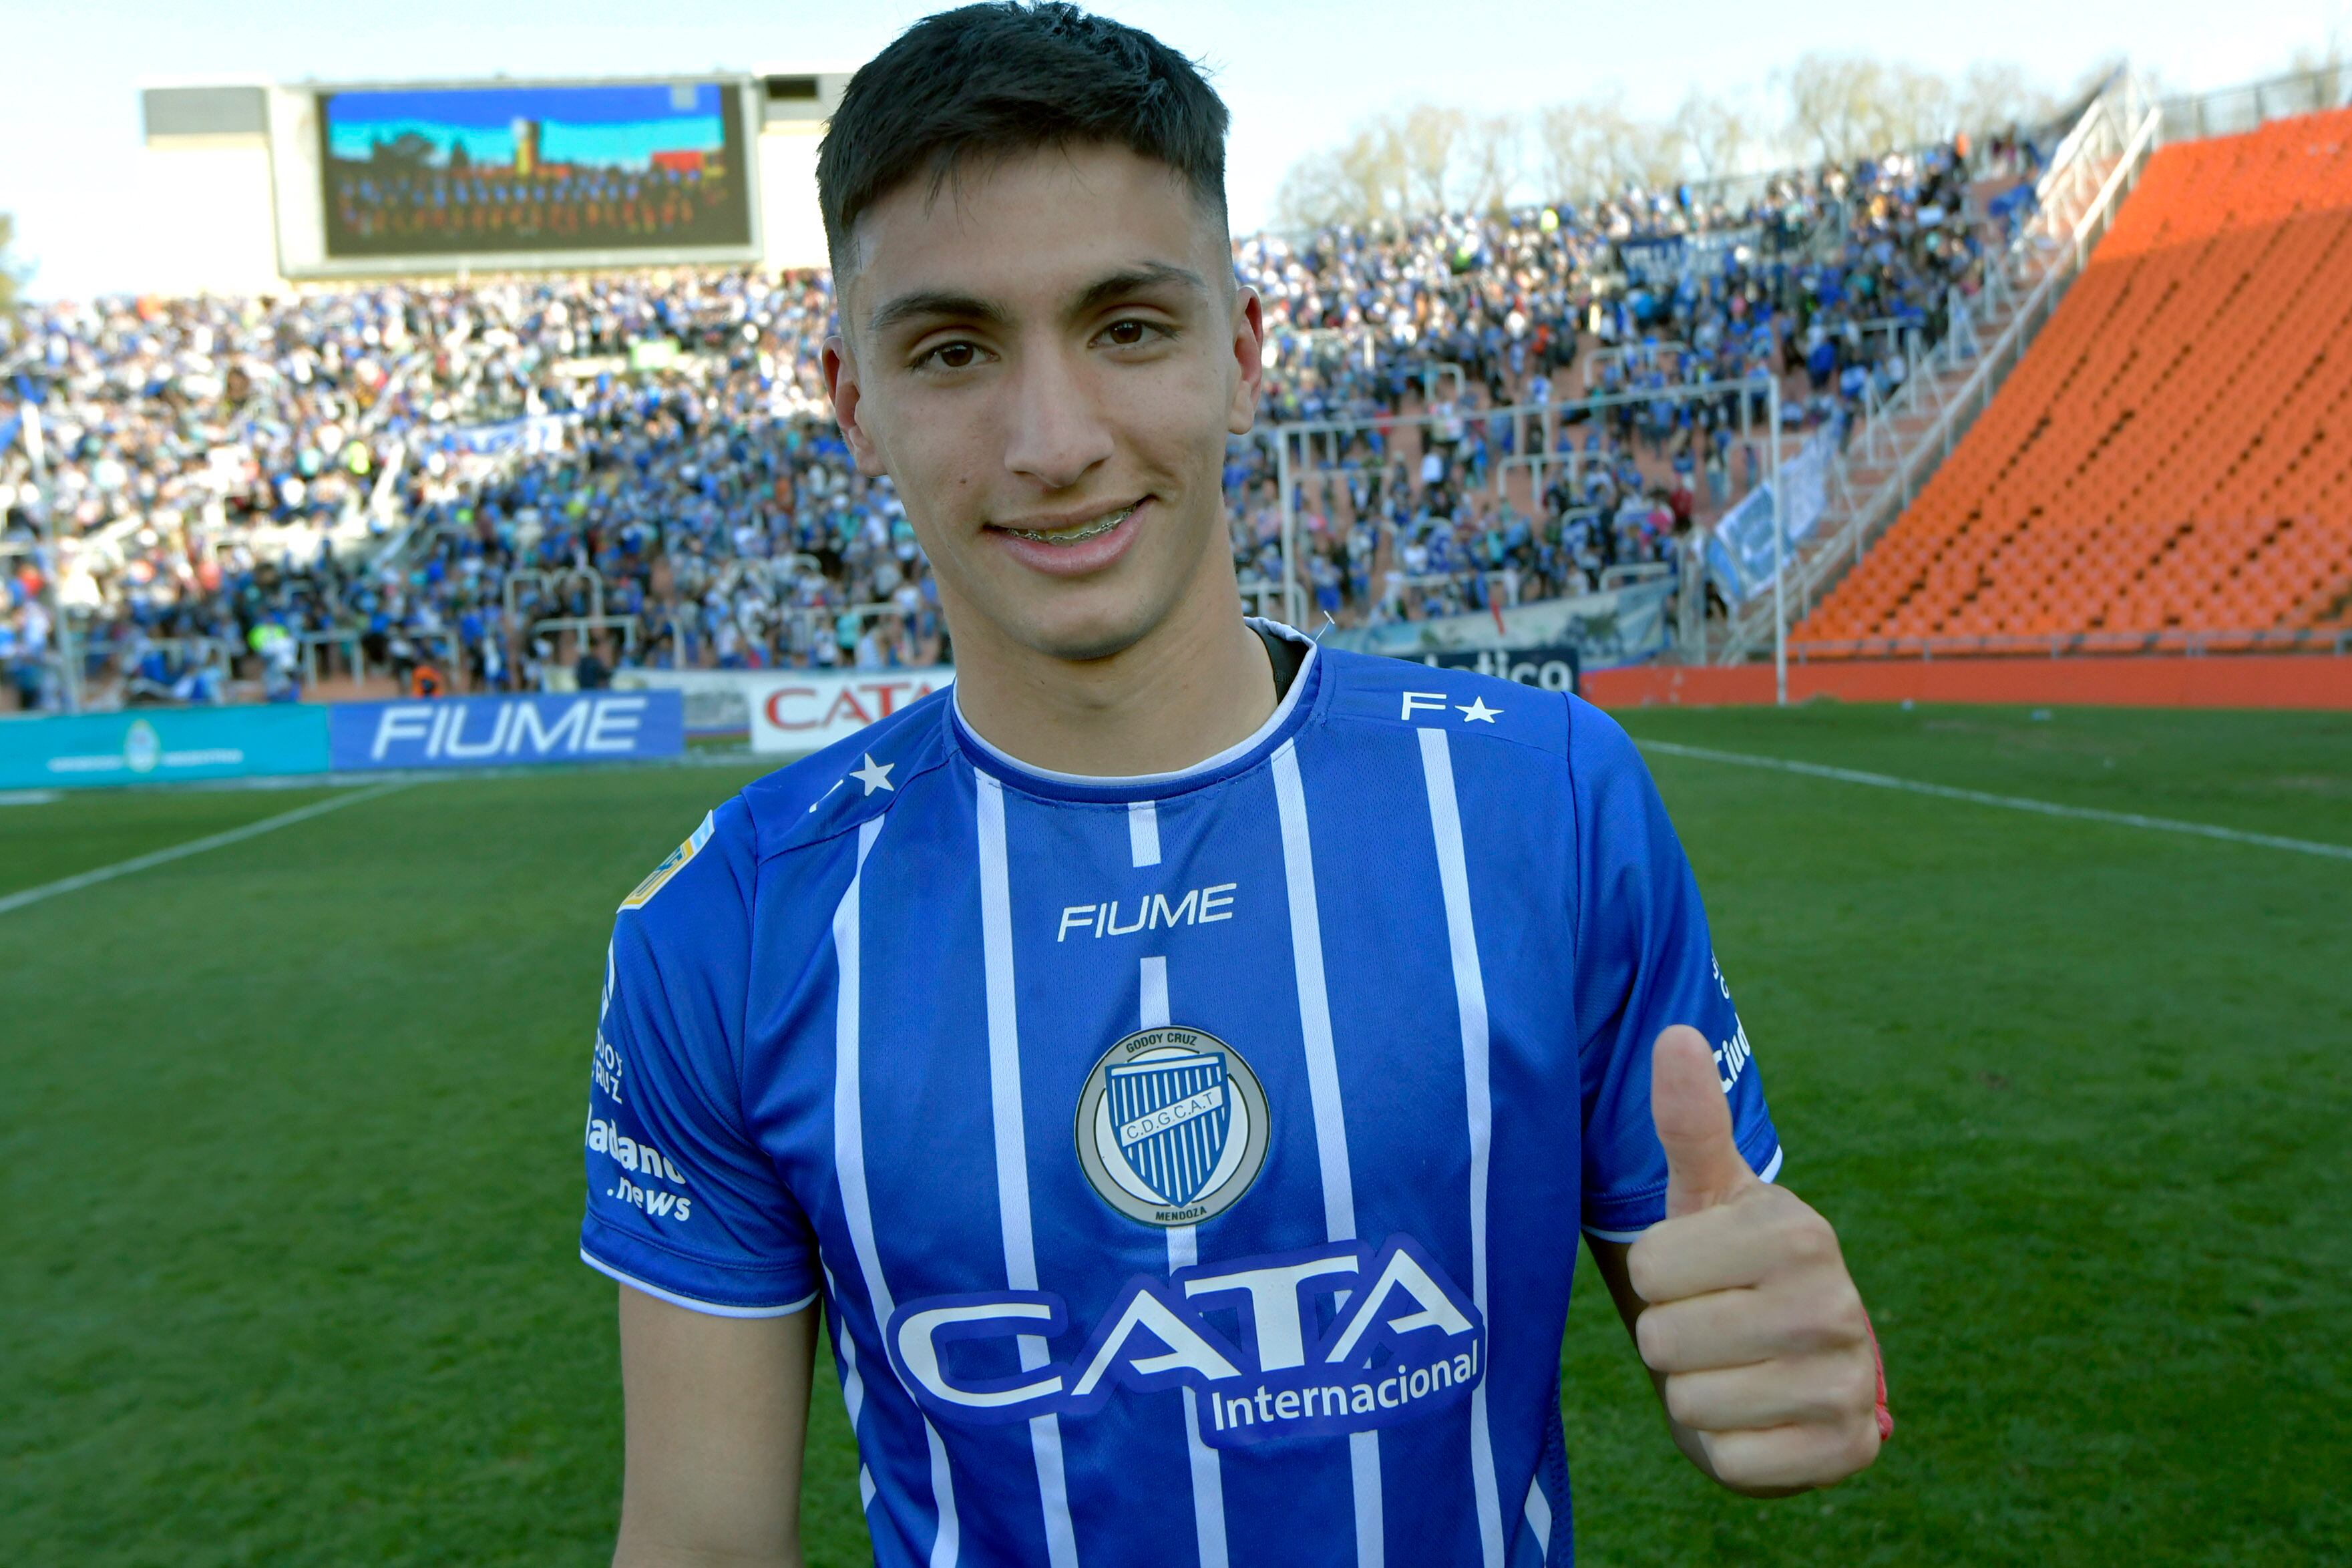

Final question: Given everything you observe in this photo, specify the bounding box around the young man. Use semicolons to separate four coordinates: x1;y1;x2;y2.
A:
581;7;1885;1565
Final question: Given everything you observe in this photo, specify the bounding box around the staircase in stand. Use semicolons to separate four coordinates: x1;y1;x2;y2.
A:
1712;80;2163;665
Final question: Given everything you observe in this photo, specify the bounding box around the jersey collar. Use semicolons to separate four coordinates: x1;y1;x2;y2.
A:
948;620;1322;803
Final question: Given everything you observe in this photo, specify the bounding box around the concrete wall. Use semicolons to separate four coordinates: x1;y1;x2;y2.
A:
757;123;829;273
131;138;289;297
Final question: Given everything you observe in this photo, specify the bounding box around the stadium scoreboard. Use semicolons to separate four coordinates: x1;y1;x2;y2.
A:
137;72;850;290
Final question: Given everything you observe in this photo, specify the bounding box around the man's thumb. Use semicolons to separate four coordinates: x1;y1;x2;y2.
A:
1651;1024;1756;1218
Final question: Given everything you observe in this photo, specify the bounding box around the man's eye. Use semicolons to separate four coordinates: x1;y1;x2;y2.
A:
920;341;982;371
1102;319;1165;347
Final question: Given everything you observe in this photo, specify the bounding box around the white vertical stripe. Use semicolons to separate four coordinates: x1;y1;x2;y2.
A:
1269;742;1360;1244
1271;740;1382;1568
1522;1477;1553;1563
1141;953;1229;1568
1418;727;1506;1568
823;1267;868;1430
974;774;1082;1568
1139;954;1171;1029
924;1424;960;1568
1349;1431;1386;1564
1129;799;1162;867
831;817;960;1568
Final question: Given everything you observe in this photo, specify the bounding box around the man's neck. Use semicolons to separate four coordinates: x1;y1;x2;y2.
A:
948;588;1279;779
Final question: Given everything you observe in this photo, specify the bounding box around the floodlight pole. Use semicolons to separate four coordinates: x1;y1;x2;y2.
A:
1768;374;1786;707
21;399;77;714
1274;426;1302;627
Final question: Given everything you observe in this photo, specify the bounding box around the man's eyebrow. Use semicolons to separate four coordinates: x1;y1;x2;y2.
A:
866;288;1012;338
1066;262;1211;320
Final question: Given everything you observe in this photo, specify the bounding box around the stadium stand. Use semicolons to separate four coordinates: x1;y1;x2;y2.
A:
0;133;2030;709
1796;106;2352;656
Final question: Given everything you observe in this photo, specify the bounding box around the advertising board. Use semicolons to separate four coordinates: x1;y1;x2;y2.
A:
1327;582;1672;672
328;692;684;771
0;706;329;790
1408;644;1581;693
746;668;955;755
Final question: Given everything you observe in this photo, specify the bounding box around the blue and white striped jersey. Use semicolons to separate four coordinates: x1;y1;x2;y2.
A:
581;626;1780;1567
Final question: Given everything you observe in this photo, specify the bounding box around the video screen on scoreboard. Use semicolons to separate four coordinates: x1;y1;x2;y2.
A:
316;81;752;260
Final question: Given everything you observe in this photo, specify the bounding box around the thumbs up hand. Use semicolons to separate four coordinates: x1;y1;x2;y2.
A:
1625;1026;1883;1495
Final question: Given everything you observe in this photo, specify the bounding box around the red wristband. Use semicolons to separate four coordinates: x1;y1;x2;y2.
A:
1863;1306;1893;1440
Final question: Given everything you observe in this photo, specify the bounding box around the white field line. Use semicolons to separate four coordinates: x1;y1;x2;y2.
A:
1637;739;2352;862
0;781;411;918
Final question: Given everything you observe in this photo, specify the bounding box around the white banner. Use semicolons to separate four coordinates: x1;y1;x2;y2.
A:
746;668;955;754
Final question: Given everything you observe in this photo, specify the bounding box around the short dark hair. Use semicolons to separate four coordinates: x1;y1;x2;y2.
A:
816;3;1229;279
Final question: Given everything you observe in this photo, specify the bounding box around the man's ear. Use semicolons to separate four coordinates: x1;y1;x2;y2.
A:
1226;285;1266;437
823;332;891;477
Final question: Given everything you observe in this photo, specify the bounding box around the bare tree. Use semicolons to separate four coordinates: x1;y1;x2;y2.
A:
1535;90;1688;203
0;214;22;316
1672;88;1752;184
1954;61;2057;137
1781;53;1897;164
1535;101;1610;204
1271;116;1410;230
1459;113;1523;216
2289;30;2348;106
1399;105;1467;213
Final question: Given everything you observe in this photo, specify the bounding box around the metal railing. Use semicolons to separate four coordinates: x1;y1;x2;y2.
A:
2155;65;2352;146
1790;628;2352;660
1269;373;1780;638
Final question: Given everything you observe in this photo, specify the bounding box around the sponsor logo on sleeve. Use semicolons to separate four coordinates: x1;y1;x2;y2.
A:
586;1107;694;1224
620;811;715;911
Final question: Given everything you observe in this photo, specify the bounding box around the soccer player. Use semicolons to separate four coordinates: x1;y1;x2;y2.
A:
581;7;1886;1565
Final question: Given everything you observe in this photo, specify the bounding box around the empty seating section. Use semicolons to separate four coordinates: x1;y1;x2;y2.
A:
1798;109;2352;653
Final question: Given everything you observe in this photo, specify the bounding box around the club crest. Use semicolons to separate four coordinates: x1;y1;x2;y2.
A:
1074;1026;1269;1227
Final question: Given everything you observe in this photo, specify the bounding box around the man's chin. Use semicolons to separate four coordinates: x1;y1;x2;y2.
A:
996;585;1173;666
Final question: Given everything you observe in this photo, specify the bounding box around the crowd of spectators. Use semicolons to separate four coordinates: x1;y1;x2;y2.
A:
0;133;2031;709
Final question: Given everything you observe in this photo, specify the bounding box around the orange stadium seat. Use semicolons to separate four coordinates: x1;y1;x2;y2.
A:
1797;108;2352;653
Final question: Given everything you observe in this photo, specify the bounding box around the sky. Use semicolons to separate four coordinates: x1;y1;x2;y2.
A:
0;0;2341;300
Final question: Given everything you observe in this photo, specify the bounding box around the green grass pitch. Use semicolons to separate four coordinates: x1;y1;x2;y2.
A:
4;702;2347;1565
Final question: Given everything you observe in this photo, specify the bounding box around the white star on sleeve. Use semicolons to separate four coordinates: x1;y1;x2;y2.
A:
1457;697;1501;723
849;753;896;794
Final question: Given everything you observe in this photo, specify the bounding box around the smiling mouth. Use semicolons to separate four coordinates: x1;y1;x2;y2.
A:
994;503;1139;545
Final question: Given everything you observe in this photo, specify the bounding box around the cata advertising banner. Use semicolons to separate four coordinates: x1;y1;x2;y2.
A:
747;668;954;755
0;706;331;790
329;692;684;771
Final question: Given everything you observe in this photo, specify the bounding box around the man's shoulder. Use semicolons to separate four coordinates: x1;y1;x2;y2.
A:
1312;644;1573;762
734;683;960;861
612;689;957;950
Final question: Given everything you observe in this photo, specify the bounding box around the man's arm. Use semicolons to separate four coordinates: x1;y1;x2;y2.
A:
1584;1027;1883;1497
613;1286;818;1568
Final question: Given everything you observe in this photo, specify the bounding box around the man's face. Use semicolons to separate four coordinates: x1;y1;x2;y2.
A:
824;144;1263;664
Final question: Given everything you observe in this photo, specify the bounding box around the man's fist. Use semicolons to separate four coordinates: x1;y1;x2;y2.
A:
1627;1025;1883;1495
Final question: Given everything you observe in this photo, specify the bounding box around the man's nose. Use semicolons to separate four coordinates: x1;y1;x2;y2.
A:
1002;345;1115;492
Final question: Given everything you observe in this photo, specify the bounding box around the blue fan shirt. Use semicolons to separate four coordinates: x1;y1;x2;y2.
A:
581;626;1780;1567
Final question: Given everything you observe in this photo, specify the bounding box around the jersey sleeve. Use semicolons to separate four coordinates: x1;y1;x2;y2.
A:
1567;700;1782;1241
579;800;821;1316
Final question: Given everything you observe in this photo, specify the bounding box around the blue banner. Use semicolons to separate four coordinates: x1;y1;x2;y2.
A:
1707;431;1834;603
328;691;684;771
0;705;330;789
